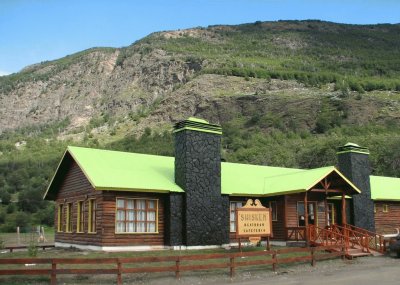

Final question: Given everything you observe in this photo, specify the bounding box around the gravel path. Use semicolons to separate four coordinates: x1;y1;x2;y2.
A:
142;255;399;285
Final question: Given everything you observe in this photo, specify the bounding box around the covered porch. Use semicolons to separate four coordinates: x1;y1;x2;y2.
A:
261;167;361;243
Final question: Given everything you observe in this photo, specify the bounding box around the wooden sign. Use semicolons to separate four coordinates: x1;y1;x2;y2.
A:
236;199;273;244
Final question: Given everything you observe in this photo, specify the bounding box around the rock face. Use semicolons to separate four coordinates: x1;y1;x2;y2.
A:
0;45;199;133
174;123;229;246
1;20;400;137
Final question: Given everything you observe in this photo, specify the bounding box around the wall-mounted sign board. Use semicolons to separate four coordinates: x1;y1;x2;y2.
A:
236;199;273;246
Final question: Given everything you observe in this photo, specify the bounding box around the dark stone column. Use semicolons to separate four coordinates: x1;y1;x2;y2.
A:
164;193;183;246
174;118;230;246
337;143;375;232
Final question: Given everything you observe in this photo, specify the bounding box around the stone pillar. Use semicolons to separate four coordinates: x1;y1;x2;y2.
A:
337;143;375;232
164;193;184;246
174;118;230;246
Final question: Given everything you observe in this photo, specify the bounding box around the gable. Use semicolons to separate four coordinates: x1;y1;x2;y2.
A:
44;146;184;200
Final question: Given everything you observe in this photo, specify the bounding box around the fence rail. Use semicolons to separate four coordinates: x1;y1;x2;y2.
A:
3;245;55;253
0;246;344;285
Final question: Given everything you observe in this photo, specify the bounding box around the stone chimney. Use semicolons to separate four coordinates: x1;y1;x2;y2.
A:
337;143;375;232
173;117;229;246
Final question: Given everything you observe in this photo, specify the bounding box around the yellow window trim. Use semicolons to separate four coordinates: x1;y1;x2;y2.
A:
66;203;73;233
57;204;63;232
114;197;159;234
383;204;389;213
88;199;97;233
76;200;84;233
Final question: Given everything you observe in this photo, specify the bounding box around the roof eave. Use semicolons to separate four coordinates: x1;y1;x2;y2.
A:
94;186;183;193
305;167;362;194
43;148;69;200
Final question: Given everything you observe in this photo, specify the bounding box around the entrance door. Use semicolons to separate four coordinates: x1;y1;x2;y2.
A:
327;203;336;226
297;202;316;227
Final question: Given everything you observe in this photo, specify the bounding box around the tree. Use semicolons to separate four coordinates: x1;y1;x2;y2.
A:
0;190;11;205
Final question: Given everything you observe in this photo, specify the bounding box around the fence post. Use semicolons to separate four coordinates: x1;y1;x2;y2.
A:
310;247;316;267
230;256;235;278
175;256;180;279
272;250;277;272
51;260;57;285
341;245;346;260
117;259;122;285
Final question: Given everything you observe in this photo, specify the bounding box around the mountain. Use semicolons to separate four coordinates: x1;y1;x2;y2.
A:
1;20;400;135
1;20;400;231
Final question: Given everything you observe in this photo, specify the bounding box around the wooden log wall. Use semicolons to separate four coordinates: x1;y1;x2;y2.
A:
285;192;329;228
54;159;165;247
374;201;400;234
101;191;165;246
55;160;103;246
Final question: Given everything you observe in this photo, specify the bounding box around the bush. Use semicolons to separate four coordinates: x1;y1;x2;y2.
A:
28;238;38;257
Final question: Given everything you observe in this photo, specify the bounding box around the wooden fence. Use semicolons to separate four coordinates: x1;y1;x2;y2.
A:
3;245;55;253
0;246;344;285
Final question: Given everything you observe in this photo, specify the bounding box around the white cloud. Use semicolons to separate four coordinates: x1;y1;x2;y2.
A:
0;70;11;76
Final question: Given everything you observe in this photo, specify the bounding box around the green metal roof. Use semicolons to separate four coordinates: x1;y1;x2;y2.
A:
222;164;360;196
370;175;400;201
44;146;400;201
43;146;184;199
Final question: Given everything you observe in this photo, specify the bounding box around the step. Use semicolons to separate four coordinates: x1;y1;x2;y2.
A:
286;241;306;247
345;249;372;259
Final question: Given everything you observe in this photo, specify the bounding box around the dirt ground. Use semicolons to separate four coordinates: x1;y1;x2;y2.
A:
140;255;400;285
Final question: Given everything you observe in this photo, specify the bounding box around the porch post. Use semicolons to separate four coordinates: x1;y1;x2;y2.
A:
304;191;309;245
341;192;347;225
324;196;328;227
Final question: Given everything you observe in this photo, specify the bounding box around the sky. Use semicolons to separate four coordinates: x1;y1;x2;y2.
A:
0;0;399;75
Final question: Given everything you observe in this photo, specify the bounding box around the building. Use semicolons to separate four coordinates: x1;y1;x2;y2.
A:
44;118;400;251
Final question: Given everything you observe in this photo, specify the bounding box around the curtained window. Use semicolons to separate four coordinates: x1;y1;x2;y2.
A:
116;198;158;233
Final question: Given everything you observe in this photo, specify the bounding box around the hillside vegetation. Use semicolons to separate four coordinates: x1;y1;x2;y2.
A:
1;20;400;232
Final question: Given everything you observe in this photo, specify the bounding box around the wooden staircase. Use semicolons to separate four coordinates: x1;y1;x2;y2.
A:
308;224;386;259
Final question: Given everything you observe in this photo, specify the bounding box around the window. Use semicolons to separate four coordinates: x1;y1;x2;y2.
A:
88;199;96;233
383;204;389;213
269;201;278;221
229;201;244;232
57;204;63;232
66;203;73;233
115;198;158;233
77;201;84;233
297;202;316;227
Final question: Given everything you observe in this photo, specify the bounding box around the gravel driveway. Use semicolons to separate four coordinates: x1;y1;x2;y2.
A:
144;255;399;285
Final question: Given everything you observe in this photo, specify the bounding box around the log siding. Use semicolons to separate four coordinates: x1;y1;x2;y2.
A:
374;201;400;234
54;159;165;247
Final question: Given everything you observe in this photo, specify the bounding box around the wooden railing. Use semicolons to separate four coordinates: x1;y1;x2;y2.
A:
287;223;387;255
0;246;344;284
286;227;306;241
308;224;387;255
334;224;386;253
308;225;349;255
